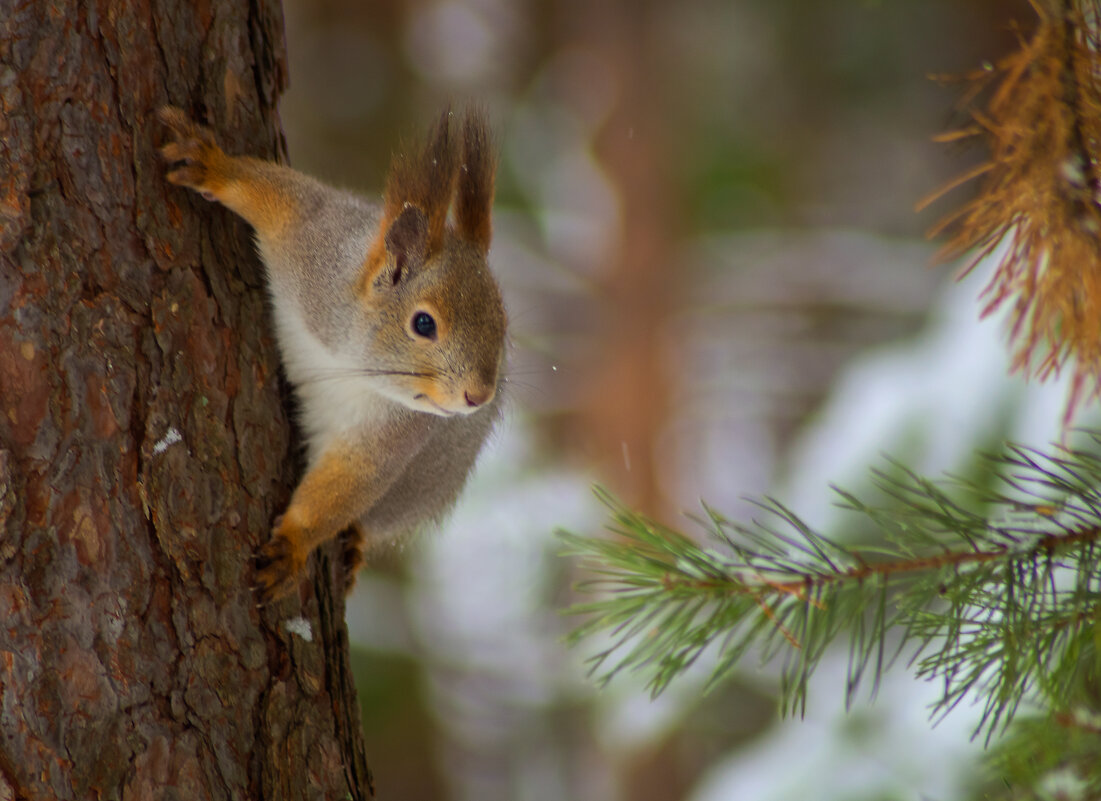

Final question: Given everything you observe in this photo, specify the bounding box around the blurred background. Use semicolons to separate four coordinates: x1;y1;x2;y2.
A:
276;1;1081;799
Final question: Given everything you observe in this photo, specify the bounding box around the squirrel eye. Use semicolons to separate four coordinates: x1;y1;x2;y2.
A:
412;311;437;339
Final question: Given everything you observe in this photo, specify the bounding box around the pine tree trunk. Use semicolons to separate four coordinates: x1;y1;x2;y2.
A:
0;2;372;799
566;0;679;522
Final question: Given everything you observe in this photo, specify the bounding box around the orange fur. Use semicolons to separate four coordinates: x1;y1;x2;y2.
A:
255;442;379;600
209;157;302;240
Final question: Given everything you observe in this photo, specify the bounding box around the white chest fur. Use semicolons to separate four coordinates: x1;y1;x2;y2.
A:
268;291;391;463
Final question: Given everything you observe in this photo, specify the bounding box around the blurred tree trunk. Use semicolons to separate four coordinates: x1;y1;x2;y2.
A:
569;4;687;798
0;2;371;799
568;0;680;522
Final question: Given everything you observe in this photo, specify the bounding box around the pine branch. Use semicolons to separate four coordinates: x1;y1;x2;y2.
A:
561;433;1101;743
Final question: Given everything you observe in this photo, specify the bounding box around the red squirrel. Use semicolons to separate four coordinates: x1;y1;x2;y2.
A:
157;107;506;602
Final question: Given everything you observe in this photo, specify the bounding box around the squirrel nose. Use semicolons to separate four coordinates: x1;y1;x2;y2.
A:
464;388;492;408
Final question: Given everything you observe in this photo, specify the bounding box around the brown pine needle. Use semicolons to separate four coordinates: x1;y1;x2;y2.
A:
754;594;802;650
916;160;995;215
931;126;984;144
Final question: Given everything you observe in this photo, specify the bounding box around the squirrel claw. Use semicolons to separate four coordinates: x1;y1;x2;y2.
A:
339;524;367;596
156;106;218;147
253;534;305;603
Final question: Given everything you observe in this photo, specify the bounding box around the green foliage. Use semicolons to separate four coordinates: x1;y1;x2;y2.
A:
561;433;1101;756
979;713;1101;799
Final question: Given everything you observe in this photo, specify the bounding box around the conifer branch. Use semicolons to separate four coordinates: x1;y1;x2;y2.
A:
561;434;1101;743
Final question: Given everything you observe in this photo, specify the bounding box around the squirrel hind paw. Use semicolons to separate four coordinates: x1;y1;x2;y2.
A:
253;535;306;603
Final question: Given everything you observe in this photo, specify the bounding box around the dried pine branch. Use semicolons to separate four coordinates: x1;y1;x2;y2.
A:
924;0;1101;419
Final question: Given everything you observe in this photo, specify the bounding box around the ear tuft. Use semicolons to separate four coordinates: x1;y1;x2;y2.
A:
360;107;497;291
456;110;496;252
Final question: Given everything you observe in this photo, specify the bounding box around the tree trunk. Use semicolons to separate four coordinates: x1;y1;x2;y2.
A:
0;2;372;799
566;0;680;521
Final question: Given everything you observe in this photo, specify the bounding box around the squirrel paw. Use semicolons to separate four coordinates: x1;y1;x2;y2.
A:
254;532;306;603
339;524;367;596
156;106;224;199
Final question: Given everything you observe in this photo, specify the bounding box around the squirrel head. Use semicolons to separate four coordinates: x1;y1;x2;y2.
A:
360;109;505;417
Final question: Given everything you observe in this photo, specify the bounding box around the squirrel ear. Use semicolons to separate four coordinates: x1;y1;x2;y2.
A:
380;204;428;286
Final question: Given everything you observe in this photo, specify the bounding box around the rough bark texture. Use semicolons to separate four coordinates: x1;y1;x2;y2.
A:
0;2;372;799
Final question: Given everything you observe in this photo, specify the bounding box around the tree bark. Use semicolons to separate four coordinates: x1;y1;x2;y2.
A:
0;2;372;799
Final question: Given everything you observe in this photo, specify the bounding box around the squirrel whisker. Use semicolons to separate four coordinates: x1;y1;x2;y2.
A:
292;366;440;386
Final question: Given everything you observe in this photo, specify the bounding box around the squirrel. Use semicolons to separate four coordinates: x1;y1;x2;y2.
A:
156;106;506;602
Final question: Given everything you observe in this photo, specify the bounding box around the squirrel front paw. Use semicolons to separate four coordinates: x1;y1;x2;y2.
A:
254;530;307;603
156;106;227;200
